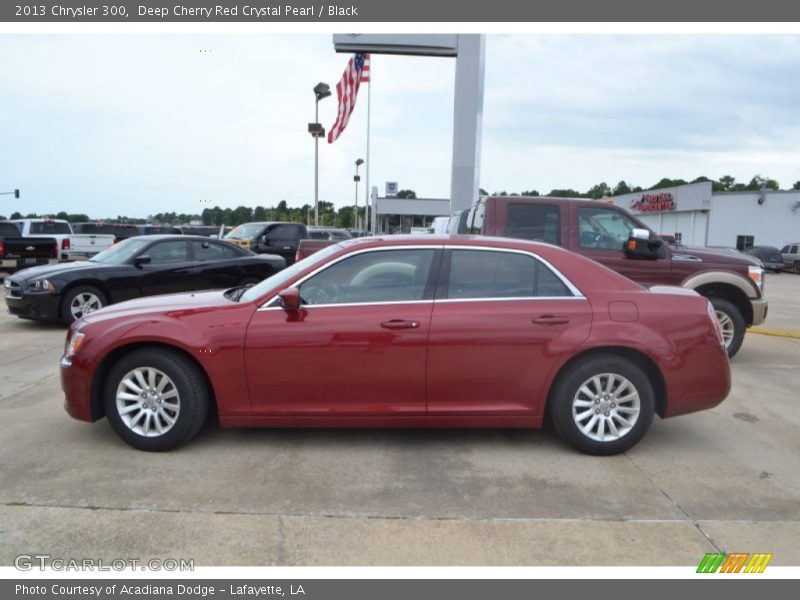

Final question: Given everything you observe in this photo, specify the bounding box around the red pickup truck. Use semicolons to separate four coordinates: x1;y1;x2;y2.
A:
455;196;766;357
296;196;767;357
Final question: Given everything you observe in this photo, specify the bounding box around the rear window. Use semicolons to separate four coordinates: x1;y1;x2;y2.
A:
30;221;71;234
506;204;561;245
0;222;21;237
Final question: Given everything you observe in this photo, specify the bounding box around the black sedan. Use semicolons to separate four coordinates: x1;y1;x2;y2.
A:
743;245;784;272
4;235;285;324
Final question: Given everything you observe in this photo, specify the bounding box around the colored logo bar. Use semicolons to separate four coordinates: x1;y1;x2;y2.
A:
697;552;773;573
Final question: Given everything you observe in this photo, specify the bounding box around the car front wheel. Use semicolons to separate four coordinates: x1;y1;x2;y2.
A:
61;285;106;325
549;354;655;455
104;348;209;451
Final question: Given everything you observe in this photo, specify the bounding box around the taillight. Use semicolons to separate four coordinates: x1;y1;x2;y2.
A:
61;238;71;250
0;240;5;257
295;251;301;263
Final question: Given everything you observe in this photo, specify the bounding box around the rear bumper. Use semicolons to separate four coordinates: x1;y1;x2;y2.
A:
750;297;768;326
662;343;731;418
5;291;61;320
1;257;59;271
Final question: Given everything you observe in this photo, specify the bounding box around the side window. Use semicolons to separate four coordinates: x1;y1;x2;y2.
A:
299;249;435;306
780;246;789;253
447;250;573;299
191;240;234;261
578;207;639;250
146;241;188;264
790;245;798;254
265;225;299;244
506;204;560;244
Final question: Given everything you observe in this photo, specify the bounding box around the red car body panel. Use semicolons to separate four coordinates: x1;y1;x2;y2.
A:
61;236;730;429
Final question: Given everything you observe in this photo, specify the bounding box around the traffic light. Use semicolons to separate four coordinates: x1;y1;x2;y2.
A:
14;189;19;199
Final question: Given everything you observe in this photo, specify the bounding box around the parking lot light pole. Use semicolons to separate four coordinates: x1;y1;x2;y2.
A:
309;83;331;227
354;158;364;231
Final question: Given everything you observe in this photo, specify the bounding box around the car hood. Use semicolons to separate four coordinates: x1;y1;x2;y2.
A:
671;246;762;267
80;289;235;325
8;260;112;282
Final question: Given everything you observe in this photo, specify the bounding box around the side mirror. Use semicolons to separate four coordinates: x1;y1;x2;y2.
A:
277;287;301;311
624;229;662;260
134;255;152;267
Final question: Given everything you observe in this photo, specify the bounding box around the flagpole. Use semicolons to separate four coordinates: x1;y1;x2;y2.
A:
365;71;372;235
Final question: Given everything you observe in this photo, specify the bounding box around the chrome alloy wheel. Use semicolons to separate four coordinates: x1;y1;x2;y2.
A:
572;373;641;442
715;310;735;349
115;367;181;437
70;292;102;320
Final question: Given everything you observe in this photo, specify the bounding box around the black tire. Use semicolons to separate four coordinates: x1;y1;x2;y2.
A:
708;296;745;358
794;262;800;275
61;285;107;325
103;348;209;451
549;354;655;456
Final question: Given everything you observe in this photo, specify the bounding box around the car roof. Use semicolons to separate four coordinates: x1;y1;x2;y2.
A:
128;234;238;242
336;234;566;253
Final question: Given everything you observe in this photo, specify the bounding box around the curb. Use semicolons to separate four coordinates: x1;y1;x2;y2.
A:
749;327;800;340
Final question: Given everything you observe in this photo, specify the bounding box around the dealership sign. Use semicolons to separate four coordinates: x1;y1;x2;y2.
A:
631;192;676;213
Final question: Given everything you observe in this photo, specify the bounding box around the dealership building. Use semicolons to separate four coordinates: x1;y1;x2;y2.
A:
608;181;800;249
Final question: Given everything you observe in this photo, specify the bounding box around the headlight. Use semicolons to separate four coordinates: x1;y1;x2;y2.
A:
30;279;55;292
747;265;764;292
64;331;86;359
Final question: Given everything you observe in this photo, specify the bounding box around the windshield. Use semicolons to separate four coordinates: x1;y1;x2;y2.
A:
240;243;344;303
225;224;265;240
89;237;150;264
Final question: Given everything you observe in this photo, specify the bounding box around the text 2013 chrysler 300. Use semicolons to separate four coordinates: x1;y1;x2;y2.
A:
60;236;731;454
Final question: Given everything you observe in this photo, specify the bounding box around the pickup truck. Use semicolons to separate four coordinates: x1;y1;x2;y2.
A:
12;219;115;261
456;196;767;357
224;222;309;266
780;243;800;273
0;221;58;273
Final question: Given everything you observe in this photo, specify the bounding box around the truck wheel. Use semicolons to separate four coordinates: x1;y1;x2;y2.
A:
709;297;745;358
794;262;800;274
103;348;209;452
61;285;107;325
549;354;655;455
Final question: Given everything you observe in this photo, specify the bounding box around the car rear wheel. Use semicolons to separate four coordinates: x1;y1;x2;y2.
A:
794;261;800;274
549;354;655;455
709;297;745;358
104;348;209;451
61;285;106;325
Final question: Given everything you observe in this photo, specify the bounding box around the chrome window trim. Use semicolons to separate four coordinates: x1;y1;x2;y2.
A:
256;243;584;311
442;245;585;298
257;245;440;311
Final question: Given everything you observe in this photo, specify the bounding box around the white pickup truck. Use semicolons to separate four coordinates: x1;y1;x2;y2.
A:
12;219;116;261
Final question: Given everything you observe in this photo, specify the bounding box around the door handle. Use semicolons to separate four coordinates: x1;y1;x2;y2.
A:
532;315;570;325
381;319;420;330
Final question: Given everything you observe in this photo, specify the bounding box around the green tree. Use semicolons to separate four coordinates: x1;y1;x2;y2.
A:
548;188;582;198
396;189;417;199
648;178;687;190
793;181;800;190
745;175;779;191
716;175;736;191
585;182;611;199
520;189;540;196
612;181;632;195
10;211;22;219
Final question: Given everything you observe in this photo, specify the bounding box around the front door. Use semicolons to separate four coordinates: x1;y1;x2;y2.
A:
244;247;440;415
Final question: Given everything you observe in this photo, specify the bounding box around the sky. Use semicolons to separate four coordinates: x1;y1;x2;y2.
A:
1;34;799;219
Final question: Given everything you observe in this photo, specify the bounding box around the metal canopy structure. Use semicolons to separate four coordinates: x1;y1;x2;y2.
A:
333;34;486;232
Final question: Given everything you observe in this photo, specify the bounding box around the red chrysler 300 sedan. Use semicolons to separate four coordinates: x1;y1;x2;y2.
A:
60;236;731;454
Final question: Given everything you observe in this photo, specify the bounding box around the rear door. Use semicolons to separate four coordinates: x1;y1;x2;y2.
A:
189;239;251;289
426;247;592;416
135;240;194;296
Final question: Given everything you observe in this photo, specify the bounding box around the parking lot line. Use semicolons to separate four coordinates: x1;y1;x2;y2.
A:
749;327;800;340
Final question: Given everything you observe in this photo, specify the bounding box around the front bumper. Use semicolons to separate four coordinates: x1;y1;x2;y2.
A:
4;289;61;320
750;297;768;326
60;353;96;422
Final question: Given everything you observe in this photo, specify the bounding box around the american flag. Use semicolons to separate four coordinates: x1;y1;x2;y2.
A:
327;53;370;144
